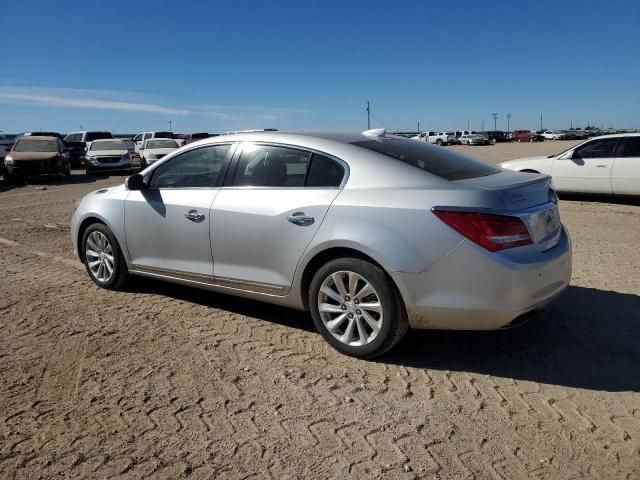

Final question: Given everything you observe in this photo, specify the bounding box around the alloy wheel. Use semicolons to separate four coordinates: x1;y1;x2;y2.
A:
317;270;383;347
85;231;115;283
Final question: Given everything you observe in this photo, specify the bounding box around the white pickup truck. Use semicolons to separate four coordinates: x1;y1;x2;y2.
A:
426;131;456;146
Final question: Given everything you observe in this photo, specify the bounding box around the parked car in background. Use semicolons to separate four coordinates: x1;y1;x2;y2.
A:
133;131;174;150
459;133;490;145
568;129;589;140
3;136;70;182
513;130;545;142
482;131;509;144
175;132;210;147
500;133;640;196
427;131;456;146
72;129;571;358
64;131;113;167
140;138;180;168
542;130;570;141
84;139;132;175
19;131;67;142
120;138;139;161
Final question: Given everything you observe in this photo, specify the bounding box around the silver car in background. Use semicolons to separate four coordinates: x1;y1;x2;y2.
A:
71;129;572;358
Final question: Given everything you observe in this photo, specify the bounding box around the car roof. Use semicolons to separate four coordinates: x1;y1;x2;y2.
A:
592;132;640;140
92;138;123;142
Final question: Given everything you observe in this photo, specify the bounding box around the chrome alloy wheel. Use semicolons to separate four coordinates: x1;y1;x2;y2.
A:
317;270;384;347
85;231;115;283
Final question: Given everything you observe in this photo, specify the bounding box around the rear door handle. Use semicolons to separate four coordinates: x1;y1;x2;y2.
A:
596;164;607;168
184;209;205;222
287;213;314;226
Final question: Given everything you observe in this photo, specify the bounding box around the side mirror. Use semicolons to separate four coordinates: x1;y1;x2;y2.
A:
126;173;147;191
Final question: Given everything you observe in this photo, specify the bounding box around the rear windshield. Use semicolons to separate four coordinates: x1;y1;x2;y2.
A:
352;137;500;181
90;140;125;151
147;139;178;149
14;139;57;152
153;132;174;139
86;132;112;141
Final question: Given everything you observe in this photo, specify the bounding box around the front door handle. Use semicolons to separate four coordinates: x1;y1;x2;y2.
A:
596;164;607;168
184;209;205;222
287;213;315;226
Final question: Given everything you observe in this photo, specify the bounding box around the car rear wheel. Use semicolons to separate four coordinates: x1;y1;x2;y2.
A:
309;258;408;358
436;139;443;146
82;223;129;290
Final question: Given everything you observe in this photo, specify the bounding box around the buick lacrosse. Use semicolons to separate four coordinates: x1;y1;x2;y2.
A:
71;129;572;358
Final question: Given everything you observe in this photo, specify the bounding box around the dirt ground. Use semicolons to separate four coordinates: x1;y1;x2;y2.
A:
1;141;639;479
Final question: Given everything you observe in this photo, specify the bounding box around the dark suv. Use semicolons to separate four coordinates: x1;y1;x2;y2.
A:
481;131;509;144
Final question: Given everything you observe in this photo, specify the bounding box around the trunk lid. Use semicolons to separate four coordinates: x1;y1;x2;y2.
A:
455;170;562;251
455;169;553;211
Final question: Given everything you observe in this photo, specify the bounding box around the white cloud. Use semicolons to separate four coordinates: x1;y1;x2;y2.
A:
0;86;308;124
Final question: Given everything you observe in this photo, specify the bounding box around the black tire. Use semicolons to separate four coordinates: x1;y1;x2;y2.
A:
3;170;23;184
435;139;443;146
85;165;94;176
82;223;129;290
490;138;497;144
309;257;408;359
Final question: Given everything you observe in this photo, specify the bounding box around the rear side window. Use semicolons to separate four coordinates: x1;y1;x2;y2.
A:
352;137;500;181
306;153;345;187
619;137;640;157
233;144;311;187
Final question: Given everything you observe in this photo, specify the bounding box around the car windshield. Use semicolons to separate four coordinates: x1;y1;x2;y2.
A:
147;139;178;149
14;139;57;152
154;132;173;139
352;136;500;181
90;140;125;151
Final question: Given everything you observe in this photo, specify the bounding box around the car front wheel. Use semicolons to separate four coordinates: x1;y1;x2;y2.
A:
309;257;408;358
82;223;129;289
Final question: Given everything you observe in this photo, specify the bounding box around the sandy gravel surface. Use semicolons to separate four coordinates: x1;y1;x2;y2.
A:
1;142;638;479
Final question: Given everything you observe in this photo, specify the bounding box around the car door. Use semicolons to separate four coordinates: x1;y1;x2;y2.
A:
210;142;346;294
612;136;640;195
124;143;234;276
551;137;619;194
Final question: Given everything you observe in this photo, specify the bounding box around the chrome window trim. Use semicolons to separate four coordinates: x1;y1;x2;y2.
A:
227;141;350;189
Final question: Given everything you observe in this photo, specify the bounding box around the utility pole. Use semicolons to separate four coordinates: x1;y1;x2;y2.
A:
417;121;420;135
80;125;83;130
506;113;511;134
570;119;573;129
481;120;485;132
540;113;543;131
466;120;470;130
491;113;498;130
169;120;172;132
366;101;370;130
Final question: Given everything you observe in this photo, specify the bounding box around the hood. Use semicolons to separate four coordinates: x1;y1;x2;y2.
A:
499;155;554;169
87;149;128;156
8;151;58;161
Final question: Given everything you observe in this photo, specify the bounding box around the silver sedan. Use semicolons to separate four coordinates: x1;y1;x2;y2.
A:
71;129;572;358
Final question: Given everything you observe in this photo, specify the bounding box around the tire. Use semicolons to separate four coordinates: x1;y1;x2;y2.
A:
309;257;408;359
436;139;443;146
490;138;497;144
3;170;23;184
85;165;94;176
82;223;129;290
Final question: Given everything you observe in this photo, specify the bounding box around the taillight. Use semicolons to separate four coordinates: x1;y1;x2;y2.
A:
433;209;532;252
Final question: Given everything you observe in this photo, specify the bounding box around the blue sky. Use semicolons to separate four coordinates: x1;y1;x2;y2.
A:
1;0;639;134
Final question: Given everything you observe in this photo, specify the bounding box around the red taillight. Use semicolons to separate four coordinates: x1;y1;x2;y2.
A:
433;209;532;252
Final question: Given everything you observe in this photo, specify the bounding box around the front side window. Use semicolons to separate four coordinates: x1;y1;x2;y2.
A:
149;144;230;189
233;144;311;187
619;137;640;157
574;138;619;159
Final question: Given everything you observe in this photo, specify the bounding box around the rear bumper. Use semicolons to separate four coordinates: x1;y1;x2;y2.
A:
392;227;572;330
